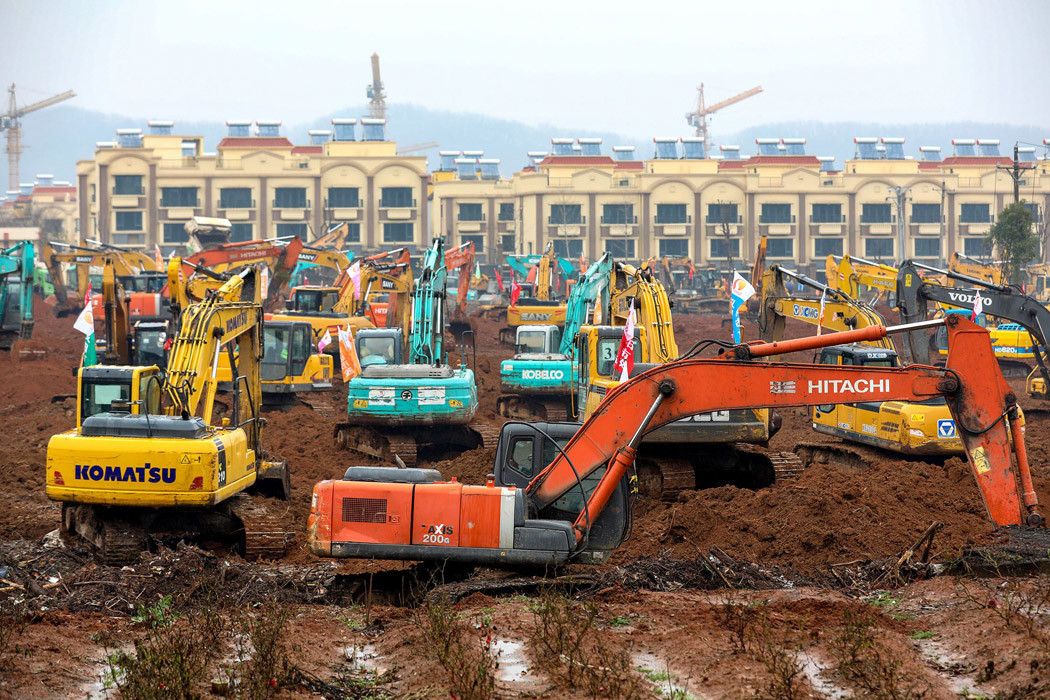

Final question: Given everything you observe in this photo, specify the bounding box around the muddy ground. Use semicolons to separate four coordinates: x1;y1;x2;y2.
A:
2;298;1050;698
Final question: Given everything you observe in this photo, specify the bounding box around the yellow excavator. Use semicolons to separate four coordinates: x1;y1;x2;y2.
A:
825;254;898;304
501;243;576;343
759;264;982;461
46;265;291;564
574;261;798;496
949;252;1008;287
40;239;160;318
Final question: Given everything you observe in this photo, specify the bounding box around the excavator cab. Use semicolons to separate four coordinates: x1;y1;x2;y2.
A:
77;365;162;426
514;325;560;355
1;279;24;337
119;272;168;294
289;287;340;313
356;328;404;367
132;322;168;369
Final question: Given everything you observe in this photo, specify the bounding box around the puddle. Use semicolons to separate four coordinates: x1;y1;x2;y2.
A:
492;637;545;688
915;638;980;695
633;651;699;699
80;645;131;700
797;651;850;699
344;642;382;673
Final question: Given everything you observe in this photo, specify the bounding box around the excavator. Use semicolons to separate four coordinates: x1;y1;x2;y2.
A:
498;253;613;421
949;252;1008;287
46;265;292;564
444;241;476;338
500;244;577;344
95;258;168;368
759;264;974;459
309;315;1043;566
184;235;304;312
825;254;898;305
290;244;353;288
1025;263;1050;303
897;259;1050;398
0;241;35;350
334;238;489;466
645;257;726;315
573;262;800;496
41;240;159;318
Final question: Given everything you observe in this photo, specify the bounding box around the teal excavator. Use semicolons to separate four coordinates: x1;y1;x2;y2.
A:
334;237;487;466
0;241;35;350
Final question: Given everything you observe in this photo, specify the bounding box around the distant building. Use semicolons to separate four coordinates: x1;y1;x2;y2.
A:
0;174;78;243
76;119;428;254
432;136;1050;273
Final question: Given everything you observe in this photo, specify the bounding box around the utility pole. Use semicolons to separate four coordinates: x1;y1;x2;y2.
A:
997;142;1034;204
932;179;953;266
886;185;911;264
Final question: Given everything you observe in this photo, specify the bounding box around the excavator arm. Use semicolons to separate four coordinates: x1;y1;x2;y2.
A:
184;236;303;310
444;241;475;323
950;252;1007;287
897;259;1049;386
530;317;1040;540
826;254;898;301
607;262;677;362
408;239;447;365
559;254;613;355
100;259;130;364
44;241;156;316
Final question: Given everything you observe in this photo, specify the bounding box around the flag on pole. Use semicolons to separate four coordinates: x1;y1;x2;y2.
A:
317;330;332;354
688;262;695;280
613;301;637;383
348;261;362;300
474;261;481;280
971;292;984;322
816;288;827;335
510;279;522;306
259;265;270;300
338;325;363;382
73;283;97;366
729;271;756;344
154;244;164;270
494;268;504;292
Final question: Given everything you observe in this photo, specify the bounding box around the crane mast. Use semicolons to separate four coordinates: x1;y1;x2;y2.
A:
686;83;763;143
367;53;386;120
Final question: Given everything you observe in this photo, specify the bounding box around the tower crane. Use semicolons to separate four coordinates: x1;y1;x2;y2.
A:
685;83;763;145
3;84;76;192
367;53;386;120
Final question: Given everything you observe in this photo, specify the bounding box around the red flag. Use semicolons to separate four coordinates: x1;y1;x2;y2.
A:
526;267;538;285
613;304;636;382
688;263;695;280
510;280;522;306
494;268;504;292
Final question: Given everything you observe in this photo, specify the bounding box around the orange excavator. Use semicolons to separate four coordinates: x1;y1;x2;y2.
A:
183;236;304;312
309;315;1042;566
444;241;476;338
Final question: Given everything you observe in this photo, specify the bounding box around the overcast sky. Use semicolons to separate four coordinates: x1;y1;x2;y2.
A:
2;0;1048;138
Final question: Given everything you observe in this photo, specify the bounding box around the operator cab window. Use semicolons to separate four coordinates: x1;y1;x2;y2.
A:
81;381;132;421
320;290;339;312
136;330;167;368
358;336;397;365
262;326;291;381
597;335;641;378
507;436;535;477
517;330;547;353
291;326;310;375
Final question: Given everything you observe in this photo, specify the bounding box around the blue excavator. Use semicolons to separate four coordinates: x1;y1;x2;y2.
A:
0;241;35;350
334;237;488;466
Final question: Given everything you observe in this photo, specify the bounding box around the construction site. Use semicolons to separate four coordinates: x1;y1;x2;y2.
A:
3;4;1050;697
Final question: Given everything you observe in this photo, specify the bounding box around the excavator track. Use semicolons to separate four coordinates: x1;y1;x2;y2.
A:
230;494;292;560
495;396;570;422
99;519;149;566
471;422;502;450
731;443;808;486
387;435;419;468
794;441;891;475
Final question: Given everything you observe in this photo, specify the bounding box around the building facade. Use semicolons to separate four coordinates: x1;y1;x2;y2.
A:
432;137;1050;276
76;119;428;254
0;174;78;243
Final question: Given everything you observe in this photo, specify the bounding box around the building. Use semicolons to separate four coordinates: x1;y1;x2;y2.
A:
76;119;428;254
432;136;1050;276
0;174;78;243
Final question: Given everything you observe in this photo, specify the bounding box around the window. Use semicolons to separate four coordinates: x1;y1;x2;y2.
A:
230;223;253;242
811;203;842;223
220;187;252;209
911;203;941;224
380;187;413;208
963;238;992;257
160;187;197;207
767;238;794;258
274;187;307;208
864;238;894;259
604;239;635;259
113;175;143;195
458;203;483;221
1023;202;1041;223
659;239;689;258
549;204;582;225
960;203;990;223
508;437;536;477
163;222;188;242
861;203;892;223
709;238;741;258
813;237;843;257
602;203;634;224
498;203;514;221
460;234;484;252
656;204;688;224
344;223;361;242
383;222;413;243
552;240;583;258
115;211;143;231
760;203;792;224
327;187;360;208
501;234;515;252
707;203;738;224
914;238;941;258
276;223;307;237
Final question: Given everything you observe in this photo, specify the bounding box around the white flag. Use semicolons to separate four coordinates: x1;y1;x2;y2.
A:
971;292;984;321
817;288;827;335
260;265;270;299
73;296;95;336
730;271;756;303
317;331;332;353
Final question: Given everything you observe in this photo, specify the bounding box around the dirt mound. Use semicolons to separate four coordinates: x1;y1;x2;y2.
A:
430;445;498;485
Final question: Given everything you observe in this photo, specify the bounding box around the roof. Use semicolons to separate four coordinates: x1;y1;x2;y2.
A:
918;161;942;170
291;145;323;155
940;156;1015;168
613;161;644;170
538;155;617;167
745;155;822;166
32;186;76;195
216;137;294;149
718;160;747;170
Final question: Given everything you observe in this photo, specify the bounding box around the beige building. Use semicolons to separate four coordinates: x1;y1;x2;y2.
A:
0;174;78;243
432;137;1050;276
76;119;428;254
